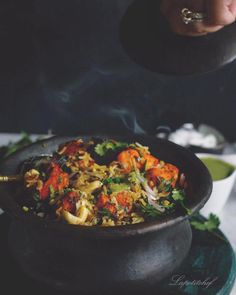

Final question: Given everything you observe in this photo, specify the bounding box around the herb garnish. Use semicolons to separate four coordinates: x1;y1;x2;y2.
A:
140;204;161;218
172;189;192;215
103;177;124;184
157;179;172;192
94;141;129;156
190;213;220;231
190;213;226;242
99;208;115;219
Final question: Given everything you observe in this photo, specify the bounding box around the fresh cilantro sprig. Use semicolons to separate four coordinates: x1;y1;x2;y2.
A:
172;189;185;201
157;179;172;193
190;213;220;231
103;177;124;184
140;204;162;218
190;213;227;242
172;189;192;215
99;208;115;219
94;140;129;156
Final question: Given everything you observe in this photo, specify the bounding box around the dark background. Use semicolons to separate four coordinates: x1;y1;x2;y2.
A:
1;0;236;141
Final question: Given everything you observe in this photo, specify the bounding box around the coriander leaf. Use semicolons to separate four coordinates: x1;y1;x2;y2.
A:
99;208;114;219
140;204;162;218
94;141;129;156
180;202;192;216
63;188;74;194
158;179;172;192
103;177;124;184
172;189;185;201
161;200;175;210
190;213;220;232
172;189;192;215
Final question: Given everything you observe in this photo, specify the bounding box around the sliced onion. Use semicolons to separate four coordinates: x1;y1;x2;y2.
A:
135;170;157;199
148;198;165;212
134;169;165;212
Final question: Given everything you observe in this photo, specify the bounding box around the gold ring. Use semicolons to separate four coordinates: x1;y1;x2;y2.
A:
181;8;207;24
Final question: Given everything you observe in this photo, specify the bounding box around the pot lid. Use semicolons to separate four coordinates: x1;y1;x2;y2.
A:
120;0;236;75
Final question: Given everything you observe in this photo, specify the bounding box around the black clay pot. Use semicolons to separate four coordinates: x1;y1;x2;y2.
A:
0;135;212;294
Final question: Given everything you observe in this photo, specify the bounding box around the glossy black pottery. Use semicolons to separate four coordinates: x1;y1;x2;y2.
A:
0;135;212;294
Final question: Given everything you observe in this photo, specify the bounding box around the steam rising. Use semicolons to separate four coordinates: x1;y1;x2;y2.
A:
103;107;146;134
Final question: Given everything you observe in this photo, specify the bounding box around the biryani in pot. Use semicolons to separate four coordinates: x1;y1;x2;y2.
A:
21;138;188;226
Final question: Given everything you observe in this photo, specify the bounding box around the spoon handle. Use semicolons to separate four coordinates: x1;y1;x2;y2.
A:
0;175;23;182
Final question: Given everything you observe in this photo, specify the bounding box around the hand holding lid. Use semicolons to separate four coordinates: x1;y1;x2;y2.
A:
161;0;236;37
120;0;236;75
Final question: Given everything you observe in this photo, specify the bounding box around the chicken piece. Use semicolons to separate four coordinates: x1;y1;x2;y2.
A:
97;194;117;216
115;191;133;213
146;163;179;189
39;163;69;199
117;149;144;173
58;140;83;156
97;194;110;208
77;152;95;170
143;154;159;170
103;203;117;216
62;191;80;214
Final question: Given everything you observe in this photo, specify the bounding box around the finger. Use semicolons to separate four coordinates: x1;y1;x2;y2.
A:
207;0;236;26
161;1;209;36
229;0;236;15
161;0;226;36
185;0;226;34
176;0;216;35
